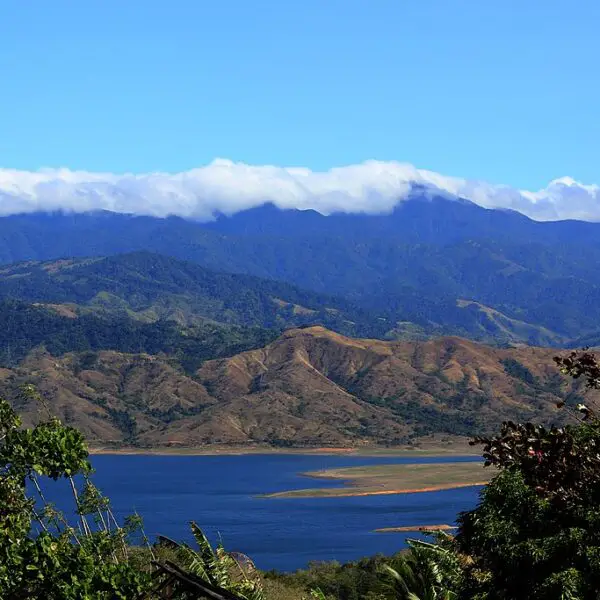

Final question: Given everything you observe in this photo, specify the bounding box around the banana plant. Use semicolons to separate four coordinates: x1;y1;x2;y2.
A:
177;521;266;600
381;535;459;600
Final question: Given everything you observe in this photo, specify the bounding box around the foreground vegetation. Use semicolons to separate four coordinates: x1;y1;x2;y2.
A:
2;350;600;598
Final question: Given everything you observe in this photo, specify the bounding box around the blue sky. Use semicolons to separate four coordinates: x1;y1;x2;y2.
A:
0;0;598;189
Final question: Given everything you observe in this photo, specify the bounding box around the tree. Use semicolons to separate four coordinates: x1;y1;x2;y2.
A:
0;385;152;599
451;350;600;599
0;385;298;599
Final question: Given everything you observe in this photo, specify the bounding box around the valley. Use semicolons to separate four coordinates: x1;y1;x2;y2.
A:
5;7;600;596
0;202;599;451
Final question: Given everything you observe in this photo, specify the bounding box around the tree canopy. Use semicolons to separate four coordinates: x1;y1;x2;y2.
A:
448;350;600;599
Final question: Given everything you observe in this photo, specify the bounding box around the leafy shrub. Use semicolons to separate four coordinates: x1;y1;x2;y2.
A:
0;386;152;598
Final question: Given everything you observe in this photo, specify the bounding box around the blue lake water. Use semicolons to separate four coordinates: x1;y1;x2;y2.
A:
38;454;482;572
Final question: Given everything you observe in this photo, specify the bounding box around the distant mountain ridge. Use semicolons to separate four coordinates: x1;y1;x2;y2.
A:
1;194;600;345
2;160;600;222
202;196;600;245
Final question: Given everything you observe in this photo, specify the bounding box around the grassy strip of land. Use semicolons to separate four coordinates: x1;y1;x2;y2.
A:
263;462;491;498
374;524;457;533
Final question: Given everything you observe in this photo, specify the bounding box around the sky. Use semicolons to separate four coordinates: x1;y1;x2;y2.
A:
0;0;600;225
1;1;599;186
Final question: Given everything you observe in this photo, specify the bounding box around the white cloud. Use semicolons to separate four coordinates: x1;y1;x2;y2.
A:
0;159;599;222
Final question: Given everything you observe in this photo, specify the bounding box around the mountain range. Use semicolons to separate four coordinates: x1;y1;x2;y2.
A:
2;161;599;222
0;191;599;447
0;251;393;373
5;326;595;448
1;194;600;346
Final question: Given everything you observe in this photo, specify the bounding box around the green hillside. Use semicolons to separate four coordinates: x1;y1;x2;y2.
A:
0;252;388;338
1;204;600;346
0;299;276;372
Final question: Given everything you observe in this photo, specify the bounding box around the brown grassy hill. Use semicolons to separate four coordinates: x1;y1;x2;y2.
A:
2;327;595;449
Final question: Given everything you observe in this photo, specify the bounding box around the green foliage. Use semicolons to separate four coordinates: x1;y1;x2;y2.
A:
454;465;600;599
501;358;538;387
450;352;600;599
157;521;267;600
265;553;402;600
555;350;600;389
0;252;389;340
0;298;277;372
264;541;459;600
0;389;152;599
385;535;461;600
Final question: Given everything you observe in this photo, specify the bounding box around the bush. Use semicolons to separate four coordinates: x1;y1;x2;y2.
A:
0;386;152;598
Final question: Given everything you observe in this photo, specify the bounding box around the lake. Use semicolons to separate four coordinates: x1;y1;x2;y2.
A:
39;454;482;572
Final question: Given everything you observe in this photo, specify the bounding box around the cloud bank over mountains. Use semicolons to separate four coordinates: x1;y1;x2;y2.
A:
0;159;599;222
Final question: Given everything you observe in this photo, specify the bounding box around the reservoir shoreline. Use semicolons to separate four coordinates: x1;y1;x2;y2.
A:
90;444;478;458
265;481;487;498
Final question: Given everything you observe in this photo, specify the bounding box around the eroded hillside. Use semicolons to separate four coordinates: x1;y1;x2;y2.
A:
3;327;594;448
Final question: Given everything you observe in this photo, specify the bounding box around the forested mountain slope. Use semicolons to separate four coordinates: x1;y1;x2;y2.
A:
0;252;383;336
1;196;599;345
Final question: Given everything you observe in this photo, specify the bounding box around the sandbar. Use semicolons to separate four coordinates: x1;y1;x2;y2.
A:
263;462;490;498
375;524;457;533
